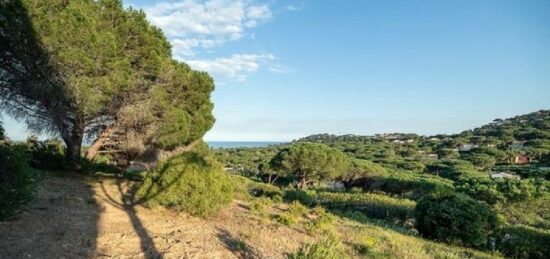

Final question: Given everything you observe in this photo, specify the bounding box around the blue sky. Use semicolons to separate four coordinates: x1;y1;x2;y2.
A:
3;0;550;141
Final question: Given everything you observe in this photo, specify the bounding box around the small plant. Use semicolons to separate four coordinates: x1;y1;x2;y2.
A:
288;201;308;217
305;208;336;235
273;212;297;226
345;210;368;223
272;194;283;203
354;236;379;256
250;197;272;223
287;231;346;259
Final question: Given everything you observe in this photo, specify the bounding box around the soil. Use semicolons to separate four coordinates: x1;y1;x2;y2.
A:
0;175;311;258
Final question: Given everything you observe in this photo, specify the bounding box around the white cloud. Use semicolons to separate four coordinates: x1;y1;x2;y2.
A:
144;0;273;56
285;2;304;12
185;54;275;81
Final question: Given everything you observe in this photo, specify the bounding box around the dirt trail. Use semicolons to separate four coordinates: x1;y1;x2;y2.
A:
0;175;309;258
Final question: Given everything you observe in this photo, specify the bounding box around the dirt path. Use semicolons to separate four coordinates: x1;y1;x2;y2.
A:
0;175;310;258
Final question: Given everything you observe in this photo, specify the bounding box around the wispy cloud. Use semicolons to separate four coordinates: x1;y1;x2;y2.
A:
186;54;275;81
144;0;272;56
134;0;291;82
284;2;305;12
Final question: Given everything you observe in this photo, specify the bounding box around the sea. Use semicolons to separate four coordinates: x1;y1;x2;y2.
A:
206;141;283;149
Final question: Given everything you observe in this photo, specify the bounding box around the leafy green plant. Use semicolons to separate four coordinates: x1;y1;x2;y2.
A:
415;192;500;248
135;151;233;217
497;225;550;259
0;144;37;220
287;231;346;259
273;212;297;226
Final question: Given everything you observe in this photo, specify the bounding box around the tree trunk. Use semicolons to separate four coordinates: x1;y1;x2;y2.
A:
85;126;115;161
64;114;85;170
299;177;308;190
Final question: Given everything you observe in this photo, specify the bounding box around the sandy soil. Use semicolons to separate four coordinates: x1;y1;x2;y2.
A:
0;175;311;259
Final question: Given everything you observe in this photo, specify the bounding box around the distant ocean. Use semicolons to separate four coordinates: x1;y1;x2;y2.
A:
206;141;283;149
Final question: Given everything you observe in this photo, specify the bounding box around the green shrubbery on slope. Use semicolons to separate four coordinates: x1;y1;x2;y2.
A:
0;143;37;220
135;146;233;217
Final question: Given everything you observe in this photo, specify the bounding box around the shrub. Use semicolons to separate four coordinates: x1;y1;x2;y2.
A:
497;225;550;259
135;150;233;217
250;182;283;199
0;144;36;220
287;231;345;259
302;190;415;222
305;207;336;235
366;172;454;200
288;201;308;217
273;212;296;226
25;137;66;171
284;189;314;205
415;192;500;248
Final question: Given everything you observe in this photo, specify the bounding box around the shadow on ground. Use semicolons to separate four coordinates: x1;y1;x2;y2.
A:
99;178;163;258
0;176;100;257
216;227;262;259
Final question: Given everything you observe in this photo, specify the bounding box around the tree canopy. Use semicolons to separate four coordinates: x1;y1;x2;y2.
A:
0;0;215;165
270;142;350;189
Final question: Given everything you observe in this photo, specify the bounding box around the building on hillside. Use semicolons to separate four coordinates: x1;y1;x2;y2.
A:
510;141;526;150
425;154;439;160
490;172;521;180
508;155;531;165
392;139;414;144
458;144;478;152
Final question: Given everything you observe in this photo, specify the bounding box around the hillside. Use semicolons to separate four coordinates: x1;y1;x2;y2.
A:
212;110;550;258
0;174;499;258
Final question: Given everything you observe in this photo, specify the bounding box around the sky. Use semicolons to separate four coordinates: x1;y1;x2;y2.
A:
3;0;550;141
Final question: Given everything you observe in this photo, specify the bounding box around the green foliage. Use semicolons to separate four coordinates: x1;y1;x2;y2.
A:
271;142;350;189
0;143;36;220
425;159;481;181
497;225;550;259
287;231;345;259
273;212;297;226
497;195;550;229
135;150;233;217
455;176;548;204
305;206;336;235
415;193;500;248
25;136;66;171
365;172;454;200
343;158;388;180
1;0;215;163
0;121;5;140
285;189;415;222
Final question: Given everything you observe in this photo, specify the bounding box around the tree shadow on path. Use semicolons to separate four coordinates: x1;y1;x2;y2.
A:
99;178;163;258
0;176;100;258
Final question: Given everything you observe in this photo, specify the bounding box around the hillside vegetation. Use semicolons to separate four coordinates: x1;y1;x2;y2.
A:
215;110;550;258
0;0;548;258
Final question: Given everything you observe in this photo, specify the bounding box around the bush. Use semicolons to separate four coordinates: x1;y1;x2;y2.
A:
366;172;454;200
135;150;233;217
25;137;66;171
286;190;415;222
287;231;345;259
250;182;283;199
415;192;500;248
0;144;36;220
497;225;550;259
273;212;297;226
